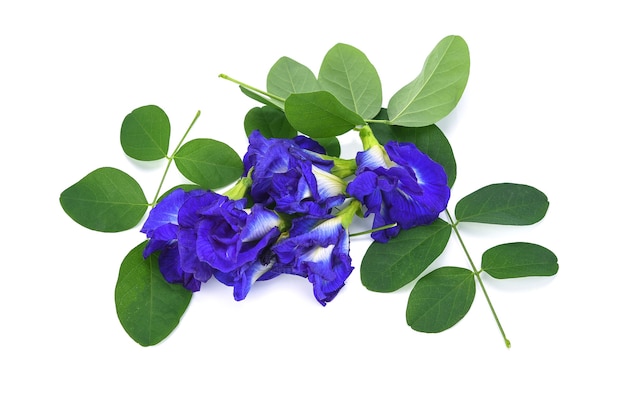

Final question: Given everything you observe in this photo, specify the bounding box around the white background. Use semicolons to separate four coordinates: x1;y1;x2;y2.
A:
2;1;624;401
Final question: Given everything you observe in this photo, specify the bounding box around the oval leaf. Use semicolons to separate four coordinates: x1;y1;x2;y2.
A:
59;167;148;232
361;219;452;292
267;56;321;99
239;86;284;110
406;266;476;333
284;91;365;138
115;242;192;346
316;137;341;158
388;35;470;127
174;138;243;189
318;43;382;119
482;242;559;279
120;105;170;161
370;109;456;187
455;183;549;225
244;106;297;138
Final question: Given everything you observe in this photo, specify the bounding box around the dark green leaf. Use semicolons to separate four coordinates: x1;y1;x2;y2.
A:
406;266;475;333
244;106;297;138
59;167;148;232
388;35;470;127
120;105;170;161
455;183;549;225
267;56;320;99
284;91;365;138
370;109;456;187
482;242;559;279
361;219;451;292
115;242;192;346
318;43;382;119
316;137;341;158
173;138;243;189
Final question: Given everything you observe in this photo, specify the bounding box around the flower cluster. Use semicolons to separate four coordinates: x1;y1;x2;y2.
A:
141;128;450;305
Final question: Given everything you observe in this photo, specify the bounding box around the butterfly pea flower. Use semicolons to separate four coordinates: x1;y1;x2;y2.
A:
346;126;450;243
140;188;213;292
243;130;347;217
271;200;361;306
141;177;284;297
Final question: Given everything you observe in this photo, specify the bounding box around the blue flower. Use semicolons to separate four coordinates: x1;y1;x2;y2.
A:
346;129;450;243
140;188;210;292
243;130;346;216
271;201;360;306
141;184;283;297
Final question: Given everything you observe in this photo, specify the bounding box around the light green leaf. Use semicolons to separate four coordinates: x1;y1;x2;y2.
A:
244;106;297;138
455;183;549;225
318;43;382;119
388;35;470;127
115;242;192;347
370;109;456;187
284;91;365;138
482;242;559;279
59;167;148;232
361;219;452;292
120;105;170;161
406;266;476;333
267;56;320;99
174;139;243;189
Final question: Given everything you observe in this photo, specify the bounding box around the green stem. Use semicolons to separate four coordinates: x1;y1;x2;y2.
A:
445;209;511;348
364;119;392;125
150;110;202;206
350;223;398;238
218;74;286;103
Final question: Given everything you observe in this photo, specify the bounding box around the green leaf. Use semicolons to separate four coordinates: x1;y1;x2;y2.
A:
173;138;243;189
267;56;320;99
120;105;170;161
244;106;297;138
361;219;452;292
115;242;192;346
388;35;470;127
239;86;284;110
59;167;148;232
455;183;549;225
284;91;365;138
406;266;476;333
370;109;456;187
318;43;382;120
482;242;559;279
316;137;341;158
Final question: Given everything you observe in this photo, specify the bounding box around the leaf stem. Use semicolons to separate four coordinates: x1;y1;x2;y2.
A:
445;209;511;348
350;223;397;237
364;119;392;125
218;74;286;103
150;110;201;206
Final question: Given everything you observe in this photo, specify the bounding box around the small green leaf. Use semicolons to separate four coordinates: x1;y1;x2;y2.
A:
455;183;549;225
406;266;476;333
244;106;297;138
316;137;341;158
120;105;170;161
173;138;243;189
284;91;365;138
239;86;284;110
318;43;382;119
267;56;320;99
388;35;470;127
59;167;148;232
482;242;559;279
370;109;456;187
361;219;452;292
115;242;192;347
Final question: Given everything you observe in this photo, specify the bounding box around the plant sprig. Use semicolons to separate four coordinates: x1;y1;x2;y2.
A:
59;35;558;347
